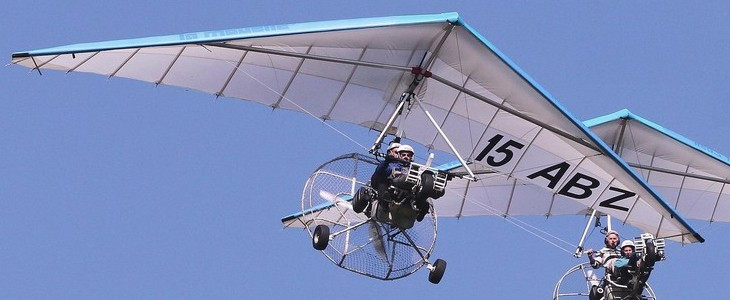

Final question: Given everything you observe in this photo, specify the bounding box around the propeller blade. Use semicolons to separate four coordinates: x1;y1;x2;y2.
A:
319;190;353;209
369;221;388;260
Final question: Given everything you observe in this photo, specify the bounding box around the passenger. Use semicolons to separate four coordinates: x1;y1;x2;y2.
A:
586;230;622;275
614;240;638;272
370;142;401;189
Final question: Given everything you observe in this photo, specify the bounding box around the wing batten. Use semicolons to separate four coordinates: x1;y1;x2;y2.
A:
546;193;557;217
429;73;600;153
67;51;99;73
39;55;60;70
508;127;543;177
710;183;727;222
156;46;186;85
457;180;471;218
587;110;729;229
109;48;140;78
466;93;502;159
216;50;248;97
209;42;412;73
324;48;367;120
503;179;518;217
672;165;691;210
428;75;469;148
14;13;707;244
369;47;422;133
628;163;730;184
273;45;311;108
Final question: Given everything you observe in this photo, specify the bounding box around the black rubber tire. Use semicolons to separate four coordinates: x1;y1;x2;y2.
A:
644;240;656;267
428;259;447;284
418;172;436;199
589;285;602;300
352;188;369;213
312;225;330;250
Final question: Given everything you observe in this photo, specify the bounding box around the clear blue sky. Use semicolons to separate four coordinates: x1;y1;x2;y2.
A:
3;1;729;299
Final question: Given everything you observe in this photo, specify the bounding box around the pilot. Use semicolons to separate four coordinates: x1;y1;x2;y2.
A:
392;145;429;221
370;144;414;202
365;144;429;221
371;142;401;187
353;142;406;217
388;144;415;186
586;230;622;274
386;142;401;159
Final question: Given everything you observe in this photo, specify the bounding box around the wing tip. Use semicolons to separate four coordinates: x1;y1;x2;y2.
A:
11;52;30;59
695;232;706;243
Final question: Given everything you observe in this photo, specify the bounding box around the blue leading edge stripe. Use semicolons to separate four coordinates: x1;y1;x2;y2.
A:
584;109;730;167
12;12;460;58
455;19;703;243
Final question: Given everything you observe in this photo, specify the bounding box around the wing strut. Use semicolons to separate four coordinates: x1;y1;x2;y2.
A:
370;24;455;155
413;95;476;180
369;24;478;181
573;209;599;258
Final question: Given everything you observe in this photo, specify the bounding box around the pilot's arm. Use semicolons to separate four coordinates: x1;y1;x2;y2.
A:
586;249;603;269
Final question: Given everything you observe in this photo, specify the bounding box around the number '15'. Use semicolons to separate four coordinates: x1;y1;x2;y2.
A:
475;134;525;167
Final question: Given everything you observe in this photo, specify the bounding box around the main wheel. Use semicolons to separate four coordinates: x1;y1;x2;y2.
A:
352;187;370;213
312;225;330;250
418;172;436;199
644;240;657;267
589;285;603;300
428;259;447;284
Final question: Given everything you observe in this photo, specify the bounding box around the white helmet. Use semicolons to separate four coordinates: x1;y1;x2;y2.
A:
397;144;414;154
620;240;635;249
387;142;401;151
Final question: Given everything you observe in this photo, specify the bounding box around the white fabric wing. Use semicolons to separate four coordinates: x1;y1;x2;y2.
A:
586;110;730;223
12;13;703;243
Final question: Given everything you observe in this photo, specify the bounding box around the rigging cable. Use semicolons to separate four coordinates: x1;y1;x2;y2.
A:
218;45;579;256
219;54;369;152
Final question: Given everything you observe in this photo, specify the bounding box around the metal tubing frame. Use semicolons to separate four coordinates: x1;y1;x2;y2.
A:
574;210;598;258
329;219;372;239
413;96;476;180
207;42;411;72
209;32;603;159
370;93;409;153
398;228;431;266
370;25;455;154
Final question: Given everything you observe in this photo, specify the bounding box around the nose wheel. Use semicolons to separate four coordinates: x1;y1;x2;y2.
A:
427;259;447;284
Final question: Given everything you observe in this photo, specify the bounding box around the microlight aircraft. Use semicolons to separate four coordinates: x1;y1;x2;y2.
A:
12;12;724;292
550;110;730;299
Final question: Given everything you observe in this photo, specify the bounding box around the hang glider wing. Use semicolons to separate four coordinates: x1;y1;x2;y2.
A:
585;109;730;223
11;13;702;243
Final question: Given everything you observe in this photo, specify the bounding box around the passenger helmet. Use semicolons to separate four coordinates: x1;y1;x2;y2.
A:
397;144;414;154
620;240;635;249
